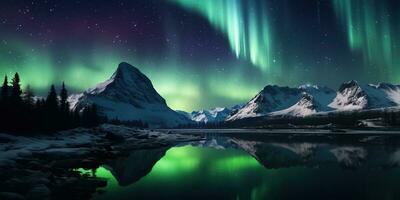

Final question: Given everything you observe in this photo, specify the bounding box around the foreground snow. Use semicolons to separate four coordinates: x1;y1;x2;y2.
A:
0;124;200;167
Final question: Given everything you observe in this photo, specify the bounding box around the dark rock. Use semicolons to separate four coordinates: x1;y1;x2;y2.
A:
80;159;101;169
0;192;25;200
96;189;106;194
26;184;50;200
26;161;43;170
52;159;82;169
26;171;50;186
51;177;107;200
105;132;125;142
2;178;29;194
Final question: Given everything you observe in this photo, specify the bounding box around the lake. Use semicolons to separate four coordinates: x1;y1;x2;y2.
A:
81;132;400;200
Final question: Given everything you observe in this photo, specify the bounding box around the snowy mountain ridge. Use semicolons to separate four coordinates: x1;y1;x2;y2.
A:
228;81;400;121
180;105;244;123
67;64;400;125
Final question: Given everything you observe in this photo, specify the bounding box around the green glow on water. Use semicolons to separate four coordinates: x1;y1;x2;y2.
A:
89;145;400;200
213;155;260;173
151;146;201;176
93;146;268;200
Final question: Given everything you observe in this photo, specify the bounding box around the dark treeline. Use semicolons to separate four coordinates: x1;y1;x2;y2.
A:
109;118;149;128
0;73;103;134
177;121;224;129
178;109;400;129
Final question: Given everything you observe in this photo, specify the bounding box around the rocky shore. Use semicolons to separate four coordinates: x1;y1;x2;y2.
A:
0;125;202;200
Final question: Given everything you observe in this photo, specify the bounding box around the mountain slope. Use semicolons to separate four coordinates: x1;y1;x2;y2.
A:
182;105;243;123
227;81;400;121
329;81;400;111
227;85;335;120
271;93;322;117
328;80;368;110
227;86;302;121
191;107;231;123
70;62;190;128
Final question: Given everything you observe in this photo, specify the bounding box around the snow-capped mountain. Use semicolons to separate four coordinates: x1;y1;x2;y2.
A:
329;80;368;110
227;86;302;121
182;105;244;123
228;81;400;121
299;84;337;110
329;81;400;111
69;62;190;128
227;85;335;120
191;107;232;123
271;93;322;117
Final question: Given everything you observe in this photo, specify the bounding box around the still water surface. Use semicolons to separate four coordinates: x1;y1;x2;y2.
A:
83;134;400;200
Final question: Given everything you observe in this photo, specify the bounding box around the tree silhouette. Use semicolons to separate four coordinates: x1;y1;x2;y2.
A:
59;82;72;129
24;85;35;106
60;82;69;113
46;84;59;112
11;73;22;104
0;73;105;134
1;75;9;102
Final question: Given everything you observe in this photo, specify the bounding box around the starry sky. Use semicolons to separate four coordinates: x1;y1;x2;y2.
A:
0;0;399;111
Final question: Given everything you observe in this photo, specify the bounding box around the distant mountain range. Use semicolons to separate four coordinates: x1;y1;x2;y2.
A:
67;61;400;127
177;104;243;124
227;81;400;121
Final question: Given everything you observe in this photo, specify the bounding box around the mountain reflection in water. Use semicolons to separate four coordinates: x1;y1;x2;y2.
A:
91;133;400;200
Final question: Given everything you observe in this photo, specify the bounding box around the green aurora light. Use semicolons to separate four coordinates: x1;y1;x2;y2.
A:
170;0;279;73
332;0;400;81
1;0;400;112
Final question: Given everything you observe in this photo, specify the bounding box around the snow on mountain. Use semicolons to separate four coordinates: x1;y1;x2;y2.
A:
70;62;190;128
227;81;400;121
186;105;244;123
67;70;400;125
271;93;322;117
190;107;231;123
299;84;336;110
328;80;368;110
329;81;400;111
227;86;302;121
375;83;400;104
68;93;84;110
227;85;335;120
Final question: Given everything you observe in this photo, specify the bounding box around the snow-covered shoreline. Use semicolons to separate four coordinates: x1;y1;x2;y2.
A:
0;124;202;199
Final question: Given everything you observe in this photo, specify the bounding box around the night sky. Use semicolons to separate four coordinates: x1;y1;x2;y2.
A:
0;0;400;111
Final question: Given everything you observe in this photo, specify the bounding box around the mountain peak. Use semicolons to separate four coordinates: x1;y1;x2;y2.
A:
116;62;139;73
72;62;190;127
339;80;359;91
298;84;319;90
112;62;145;82
298;93;317;110
329;80;367;110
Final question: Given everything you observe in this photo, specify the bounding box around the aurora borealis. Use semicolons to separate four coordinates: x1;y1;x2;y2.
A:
332;0;400;80
0;0;399;111
170;0;276;72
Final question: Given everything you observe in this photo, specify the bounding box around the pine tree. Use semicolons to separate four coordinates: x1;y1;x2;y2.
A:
0;75;9;130
60;82;69;113
24;85;35;106
46;84;59;114
11;73;22;103
1;75;9;102
45;85;59;131
90;104;99;126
